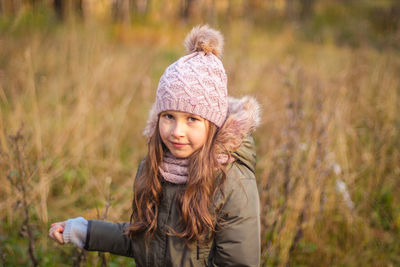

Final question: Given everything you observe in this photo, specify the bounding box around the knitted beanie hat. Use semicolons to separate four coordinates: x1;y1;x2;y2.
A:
155;25;228;127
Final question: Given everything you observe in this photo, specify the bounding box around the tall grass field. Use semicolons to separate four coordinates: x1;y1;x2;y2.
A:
1;14;399;266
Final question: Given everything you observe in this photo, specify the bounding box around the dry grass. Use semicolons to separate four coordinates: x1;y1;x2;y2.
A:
1;20;399;266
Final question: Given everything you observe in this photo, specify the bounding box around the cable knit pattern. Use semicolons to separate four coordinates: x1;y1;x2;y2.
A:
143;25;229;138
160;153;232;184
159;153;189;184
156;51;228;127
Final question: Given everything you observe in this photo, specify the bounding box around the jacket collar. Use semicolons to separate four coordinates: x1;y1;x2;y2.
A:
214;96;261;172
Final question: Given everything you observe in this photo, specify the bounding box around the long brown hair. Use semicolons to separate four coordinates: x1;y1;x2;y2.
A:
128;116;228;244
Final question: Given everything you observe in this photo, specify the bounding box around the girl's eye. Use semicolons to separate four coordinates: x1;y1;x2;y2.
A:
188;117;199;122
163;114;174;120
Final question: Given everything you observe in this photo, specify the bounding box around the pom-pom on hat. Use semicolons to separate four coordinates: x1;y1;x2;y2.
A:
154;25;228;127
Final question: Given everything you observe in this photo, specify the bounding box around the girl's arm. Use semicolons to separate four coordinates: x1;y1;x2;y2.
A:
49;218;136;257
211;164;261;266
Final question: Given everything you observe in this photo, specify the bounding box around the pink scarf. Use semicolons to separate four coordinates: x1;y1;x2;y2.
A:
159;153;231;184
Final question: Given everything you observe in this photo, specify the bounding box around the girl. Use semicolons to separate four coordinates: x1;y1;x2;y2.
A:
49;25;261;267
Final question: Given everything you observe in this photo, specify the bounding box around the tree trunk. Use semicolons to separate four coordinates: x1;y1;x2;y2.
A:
136;0;150;15
285;0;296;20
181;0;195;20
121;0;131;24
29;0;37;8
112;0;131;24
53;0;83;22
299;0;316;20
54;0;64;20
208;0;216;26
75;0;83;19
2;0;22;16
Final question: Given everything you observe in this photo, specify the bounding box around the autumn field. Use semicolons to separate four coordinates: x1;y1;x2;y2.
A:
1;3;400;266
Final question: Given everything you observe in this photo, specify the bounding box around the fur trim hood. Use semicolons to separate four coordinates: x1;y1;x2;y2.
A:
143;96;261;168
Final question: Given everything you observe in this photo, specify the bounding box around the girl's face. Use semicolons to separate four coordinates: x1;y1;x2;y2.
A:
159;110;209;158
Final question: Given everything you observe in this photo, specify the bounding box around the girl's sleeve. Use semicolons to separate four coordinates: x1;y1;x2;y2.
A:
62;217;134;257
83;220;135;257
211;166;261;267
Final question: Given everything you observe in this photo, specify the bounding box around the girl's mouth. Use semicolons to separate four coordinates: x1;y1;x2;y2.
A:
171;142;187;148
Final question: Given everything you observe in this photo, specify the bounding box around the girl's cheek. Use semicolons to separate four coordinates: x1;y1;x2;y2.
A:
159;126;167;137
158;123;166;137
159;120;168;130
159;121;173;138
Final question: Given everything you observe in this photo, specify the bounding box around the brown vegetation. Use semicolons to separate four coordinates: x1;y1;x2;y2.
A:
0;7;399;266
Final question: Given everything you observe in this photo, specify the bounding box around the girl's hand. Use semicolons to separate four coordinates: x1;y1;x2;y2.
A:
49;221;66;244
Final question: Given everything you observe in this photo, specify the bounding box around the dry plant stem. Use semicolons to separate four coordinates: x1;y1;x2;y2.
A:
72;248;87;267
99;253;107;267
6;128;39;267
95;179;113;267
281;81;302;267
1;244;6;266
268;66;312;266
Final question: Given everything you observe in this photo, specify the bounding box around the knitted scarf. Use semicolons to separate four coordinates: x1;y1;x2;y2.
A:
159;152;230;184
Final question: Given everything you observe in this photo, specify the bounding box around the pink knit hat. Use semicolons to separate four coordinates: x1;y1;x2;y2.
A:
155;25;228;127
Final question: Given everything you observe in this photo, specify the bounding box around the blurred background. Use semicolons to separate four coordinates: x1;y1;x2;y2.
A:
0;0;399;266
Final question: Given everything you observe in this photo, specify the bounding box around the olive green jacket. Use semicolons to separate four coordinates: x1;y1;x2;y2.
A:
84;97;261;266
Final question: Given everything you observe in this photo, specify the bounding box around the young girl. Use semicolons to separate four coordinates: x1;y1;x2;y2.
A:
49;25;261;266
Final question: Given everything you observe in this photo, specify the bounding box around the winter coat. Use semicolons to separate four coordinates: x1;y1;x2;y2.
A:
83;96;261;267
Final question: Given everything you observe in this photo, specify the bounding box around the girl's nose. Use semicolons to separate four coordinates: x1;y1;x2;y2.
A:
171;122;185;138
